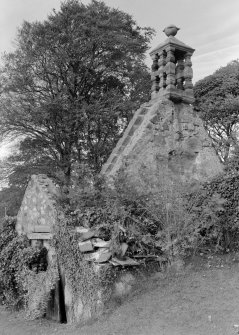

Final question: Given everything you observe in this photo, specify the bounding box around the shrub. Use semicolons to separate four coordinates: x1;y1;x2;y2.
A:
61;166;198;262
20;260;58;319
188;168;239;252
0;217;57;318
52;214;117;321
0;217;29;308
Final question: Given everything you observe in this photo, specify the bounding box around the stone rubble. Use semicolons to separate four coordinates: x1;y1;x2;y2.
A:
75;226;167;267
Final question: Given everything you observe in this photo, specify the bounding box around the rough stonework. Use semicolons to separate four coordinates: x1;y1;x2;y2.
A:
101;98;223;185
16;174;140;324
150;24;195;104
15;26;224;324
101;26;223;185
16;174;59;237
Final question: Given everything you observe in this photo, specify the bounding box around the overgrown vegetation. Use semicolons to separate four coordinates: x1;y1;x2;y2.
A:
52;214;116;320
0;217;57;319
1;159;239;320
61;162;239;262
0;217;28;307
0;1;239;324
194;60;239;162
58;169;209;263
0;0;154;221
20;262;58;319
188;159;239;252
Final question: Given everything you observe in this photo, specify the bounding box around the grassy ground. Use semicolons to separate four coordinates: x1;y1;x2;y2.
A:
1;252;239;335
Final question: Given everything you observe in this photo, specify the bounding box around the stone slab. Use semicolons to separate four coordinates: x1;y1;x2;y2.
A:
27;232;53;240
33;224;51;232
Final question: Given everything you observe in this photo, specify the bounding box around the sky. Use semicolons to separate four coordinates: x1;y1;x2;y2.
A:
0;0;239;158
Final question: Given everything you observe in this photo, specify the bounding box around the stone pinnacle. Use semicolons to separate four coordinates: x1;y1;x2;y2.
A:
163;24;180;37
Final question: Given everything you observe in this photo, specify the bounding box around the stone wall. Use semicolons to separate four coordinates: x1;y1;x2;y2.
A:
101;98;223;187
16;174;59;236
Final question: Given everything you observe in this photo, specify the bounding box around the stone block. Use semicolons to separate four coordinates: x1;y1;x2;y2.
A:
146;122;153;130
134;116;143;126
162;122;169;131
78;240;94;253
111;156;118;164
150;114;161;124
117;146;125;154
27;232;53;240
128;126;136;136
139;108;148;115
121;136;131;147
92;238;111;248
34;224;51;232
75;227;89;234
79;230;96;241
105;163;113;173
102;99;223;184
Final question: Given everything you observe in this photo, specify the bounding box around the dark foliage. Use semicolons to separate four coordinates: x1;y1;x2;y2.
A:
194;60;239;162
0;0;154;184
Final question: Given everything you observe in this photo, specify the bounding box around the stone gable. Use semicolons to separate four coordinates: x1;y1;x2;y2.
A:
16;174;59;237
101;99;223;186
101;26;223;187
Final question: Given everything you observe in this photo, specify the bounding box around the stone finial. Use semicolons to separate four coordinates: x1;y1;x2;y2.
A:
163;25;180;37
150;26;195;104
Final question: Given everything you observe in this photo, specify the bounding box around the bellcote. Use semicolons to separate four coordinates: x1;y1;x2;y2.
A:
150;25;195;104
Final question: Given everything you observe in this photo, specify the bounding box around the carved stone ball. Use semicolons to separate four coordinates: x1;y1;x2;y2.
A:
163;25;180;37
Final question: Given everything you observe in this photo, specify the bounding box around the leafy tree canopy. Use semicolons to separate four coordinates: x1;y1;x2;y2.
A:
0;0;154;184
194;60;239;162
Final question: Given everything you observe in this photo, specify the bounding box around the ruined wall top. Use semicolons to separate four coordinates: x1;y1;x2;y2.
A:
150;25;195;104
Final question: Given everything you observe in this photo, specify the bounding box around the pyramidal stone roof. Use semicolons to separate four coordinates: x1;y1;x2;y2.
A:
101;27;222;185
150;35;195;56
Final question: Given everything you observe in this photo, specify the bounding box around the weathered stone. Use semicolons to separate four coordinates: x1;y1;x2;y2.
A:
27;232;53;240
111;155;118;164
128;126;136;136
150;114;161;124
16;175;59;236
104;163;113;173
33;224;51;232
162;122;170;131
134;116;143;125
16;26;225;326
150;26;195;103
121;136;131;147
139;107;148;115
101;99;223;185
92;238;111;248
117;146;125;154
78;240;94;253
84;249;112;263
75;226;89;234
110;257;140;266
79;230;96;241
146;123;153;130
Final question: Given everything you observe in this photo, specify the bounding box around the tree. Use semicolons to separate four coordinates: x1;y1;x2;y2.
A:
0;0;154;186
0;136;59;221
194;60;239;162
